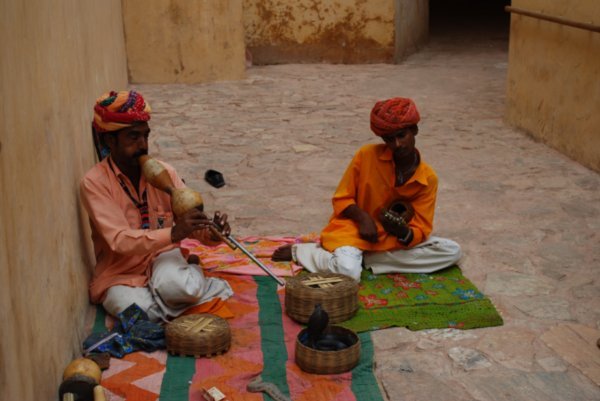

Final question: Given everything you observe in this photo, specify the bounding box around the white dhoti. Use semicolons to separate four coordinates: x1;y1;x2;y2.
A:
293;236;462;282
102;248;233;322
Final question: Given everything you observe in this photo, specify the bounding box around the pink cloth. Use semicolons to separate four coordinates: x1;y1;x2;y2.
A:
180;235;318;278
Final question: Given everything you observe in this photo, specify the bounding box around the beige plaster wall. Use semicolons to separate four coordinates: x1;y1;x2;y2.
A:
243;0;395;64
395;0;428;62
123;0;246;83
506;0;600;172
0;1;128;400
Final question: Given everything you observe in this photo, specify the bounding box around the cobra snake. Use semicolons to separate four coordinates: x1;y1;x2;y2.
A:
247;375;292;401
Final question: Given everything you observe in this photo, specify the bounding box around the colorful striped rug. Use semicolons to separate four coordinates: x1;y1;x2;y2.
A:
96;274;384;401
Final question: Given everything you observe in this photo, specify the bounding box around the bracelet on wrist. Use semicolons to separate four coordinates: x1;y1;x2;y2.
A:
397;228;413;244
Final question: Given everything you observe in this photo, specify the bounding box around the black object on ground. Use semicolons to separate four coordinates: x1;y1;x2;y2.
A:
205;169;225;188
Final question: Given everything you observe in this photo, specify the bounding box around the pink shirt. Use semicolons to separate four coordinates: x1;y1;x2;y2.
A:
80;157;185;303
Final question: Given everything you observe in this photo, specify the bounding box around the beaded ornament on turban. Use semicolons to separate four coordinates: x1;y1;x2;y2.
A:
370;97;420;137
93;90;151;133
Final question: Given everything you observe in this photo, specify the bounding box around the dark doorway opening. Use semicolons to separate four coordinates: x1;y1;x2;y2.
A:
429;0;511;47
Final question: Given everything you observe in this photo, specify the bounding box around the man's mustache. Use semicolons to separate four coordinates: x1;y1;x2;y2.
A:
133;149;148;158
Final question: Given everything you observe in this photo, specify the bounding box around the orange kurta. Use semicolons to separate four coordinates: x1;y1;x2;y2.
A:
80;157;185;304
320;144;438;252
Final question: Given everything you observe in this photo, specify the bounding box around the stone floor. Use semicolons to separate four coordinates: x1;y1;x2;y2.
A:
137;31;600;401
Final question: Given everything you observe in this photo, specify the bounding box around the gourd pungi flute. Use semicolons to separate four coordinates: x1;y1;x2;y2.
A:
139;155;286;286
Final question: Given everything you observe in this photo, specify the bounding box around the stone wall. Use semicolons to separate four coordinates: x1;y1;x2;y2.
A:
243;0;396;64
506;0;600;172
0;1;128;400
395;0;428;62
123;0;246;83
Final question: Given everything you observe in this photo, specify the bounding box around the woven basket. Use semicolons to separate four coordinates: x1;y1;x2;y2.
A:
165;314;231;358
295;326;361;374
285;273;359;323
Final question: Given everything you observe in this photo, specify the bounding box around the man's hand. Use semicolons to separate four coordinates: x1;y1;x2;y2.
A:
209;211;231;241
171;208;212;243
357;214;379;243
342;205;379;243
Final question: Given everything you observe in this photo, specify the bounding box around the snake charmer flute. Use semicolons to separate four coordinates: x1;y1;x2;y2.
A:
139;155;285;286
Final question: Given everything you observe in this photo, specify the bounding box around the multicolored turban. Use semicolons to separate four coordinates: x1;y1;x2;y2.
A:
92;90;151;133
370;97;420;136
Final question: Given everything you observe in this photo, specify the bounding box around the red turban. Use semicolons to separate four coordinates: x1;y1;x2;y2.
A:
93;90;151;133
370;97;420;136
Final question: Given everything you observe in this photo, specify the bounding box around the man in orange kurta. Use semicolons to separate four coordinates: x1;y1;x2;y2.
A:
273;97;461;281
81;90;233;322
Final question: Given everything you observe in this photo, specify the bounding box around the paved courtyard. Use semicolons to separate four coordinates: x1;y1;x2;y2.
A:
137;32;600;400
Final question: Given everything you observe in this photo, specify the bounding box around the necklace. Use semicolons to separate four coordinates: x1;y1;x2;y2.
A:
108;158;150;229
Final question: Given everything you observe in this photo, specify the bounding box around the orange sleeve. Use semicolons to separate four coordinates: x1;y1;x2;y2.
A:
80;177;173;256
406;174;438;246
331;151;362;216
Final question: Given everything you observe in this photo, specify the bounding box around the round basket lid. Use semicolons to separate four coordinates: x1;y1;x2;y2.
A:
166;314;231;357
287;273;358;291
285;273;359;324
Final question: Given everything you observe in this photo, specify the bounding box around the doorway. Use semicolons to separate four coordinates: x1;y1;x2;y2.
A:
429;0;511;48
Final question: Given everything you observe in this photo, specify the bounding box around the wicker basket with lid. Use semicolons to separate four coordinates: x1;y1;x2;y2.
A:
285;272;359;324
166;313;231;358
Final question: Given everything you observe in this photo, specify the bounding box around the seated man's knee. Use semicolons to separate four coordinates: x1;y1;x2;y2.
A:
102;291;128;316
151;265;205;306
331;247;363;282
441;238;462;261
103;285;154;317
425;237;461;256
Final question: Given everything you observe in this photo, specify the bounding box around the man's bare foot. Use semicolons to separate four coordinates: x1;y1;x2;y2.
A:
272;244;293;261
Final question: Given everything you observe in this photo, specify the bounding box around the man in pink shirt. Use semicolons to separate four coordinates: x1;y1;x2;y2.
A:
81;90;233;322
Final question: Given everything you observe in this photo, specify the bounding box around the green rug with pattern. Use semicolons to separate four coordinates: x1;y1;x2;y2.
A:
340;265;503;332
